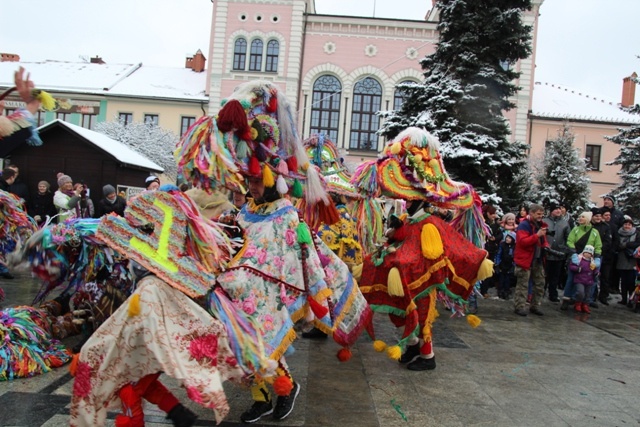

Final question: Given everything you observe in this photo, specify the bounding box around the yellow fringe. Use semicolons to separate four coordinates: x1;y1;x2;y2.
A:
263;164;275;187
386;345;402;360
467;314;482;328
373;340;387;352
387;267;404;297
269;328;298;362
473;258;495;283
421;289;438;342
36;90;56;111
352;263;363;281
421;223;444;260
128;294;141;317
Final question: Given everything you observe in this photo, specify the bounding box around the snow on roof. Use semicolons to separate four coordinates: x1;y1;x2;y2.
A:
0;61;140;93
531;81;640;124
107;66;207;100
40;120;164;172
0;60;207;100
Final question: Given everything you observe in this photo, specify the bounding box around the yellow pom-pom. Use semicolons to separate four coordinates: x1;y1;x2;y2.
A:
398;213;408;222
373;340;387;352
387;267;404;297
414;154;423;162
428;158;440;170
128;294;141;317
390;142;402;155
386;345;402;360
301;162;309;171
263;164;275;187
250;127;259;140
466;314;482;328
421;223;444;260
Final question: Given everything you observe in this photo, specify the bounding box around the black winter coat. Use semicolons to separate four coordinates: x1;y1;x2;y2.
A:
28;191;57;225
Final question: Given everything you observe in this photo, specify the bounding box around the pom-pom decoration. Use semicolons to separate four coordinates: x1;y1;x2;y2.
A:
337;347;352;362
273;375;294;396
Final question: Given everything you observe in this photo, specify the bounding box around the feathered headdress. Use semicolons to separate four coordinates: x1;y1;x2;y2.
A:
176;80;339;229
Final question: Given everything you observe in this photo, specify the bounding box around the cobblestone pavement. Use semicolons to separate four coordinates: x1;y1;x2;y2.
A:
1;270;640;426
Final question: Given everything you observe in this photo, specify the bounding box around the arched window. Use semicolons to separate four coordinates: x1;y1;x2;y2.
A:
249;39;263;71
233;38;247;70
265;40;279;73
310;75;342;143
393;80;415;110
350;77;382;151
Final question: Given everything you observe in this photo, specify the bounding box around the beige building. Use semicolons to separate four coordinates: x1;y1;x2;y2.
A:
529;75;640;204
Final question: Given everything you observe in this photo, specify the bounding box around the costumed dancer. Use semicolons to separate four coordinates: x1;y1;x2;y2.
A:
176;80;372;423
303;133;384;256
70;188;269;427
350;127;493;371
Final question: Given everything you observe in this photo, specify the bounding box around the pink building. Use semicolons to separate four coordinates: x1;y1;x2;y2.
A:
205;0;543;164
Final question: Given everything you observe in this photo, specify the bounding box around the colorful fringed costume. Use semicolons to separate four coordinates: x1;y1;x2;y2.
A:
176;81;371;422
304;133;384;255
351;127;492;370
0;305;71;381
0;190;37;303
70;188;269;426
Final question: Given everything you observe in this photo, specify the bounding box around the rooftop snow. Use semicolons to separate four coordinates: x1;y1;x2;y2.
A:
531;81;640;124
40;119;164;172
0;60;206;100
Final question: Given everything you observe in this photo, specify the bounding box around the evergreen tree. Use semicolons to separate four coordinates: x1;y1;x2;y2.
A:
532;124;591;213
607;100;640;218
95;119;178;179
379;0;533;199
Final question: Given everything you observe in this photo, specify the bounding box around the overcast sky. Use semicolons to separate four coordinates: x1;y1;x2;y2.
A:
2;0;638;103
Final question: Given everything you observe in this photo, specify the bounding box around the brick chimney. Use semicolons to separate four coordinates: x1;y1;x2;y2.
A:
185;49;206;73
621;72;637;107
90;55;105;64
0;53;20;62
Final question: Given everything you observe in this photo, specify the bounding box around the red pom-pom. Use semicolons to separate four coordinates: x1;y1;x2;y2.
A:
286;156;298;173
248;156;261;176
217;99;249;133
337;347;352;362
267;94;278;113
307;296;329;319
273;375;294;396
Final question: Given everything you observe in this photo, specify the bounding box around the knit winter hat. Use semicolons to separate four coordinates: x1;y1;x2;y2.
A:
590;207;602;217
505;231;516;241
57;175;72;187
103;184;116;197
603;194;616;204
583;245;595;255
579;211;593;223
144;175;160;189
38;180;50;191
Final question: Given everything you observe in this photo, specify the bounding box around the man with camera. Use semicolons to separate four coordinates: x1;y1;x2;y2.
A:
543;204;571;302
513;204;549;316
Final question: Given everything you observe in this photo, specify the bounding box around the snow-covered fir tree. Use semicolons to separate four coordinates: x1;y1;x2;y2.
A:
532;123;591;212
607;99;640;218
379;0;533;200
95;119;178;180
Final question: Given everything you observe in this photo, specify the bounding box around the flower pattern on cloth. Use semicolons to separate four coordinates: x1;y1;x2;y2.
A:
70;276;245;427
218;198;372;357
317;204;363;266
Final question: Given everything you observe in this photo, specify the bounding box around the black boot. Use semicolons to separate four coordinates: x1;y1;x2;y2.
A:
167;403;198;427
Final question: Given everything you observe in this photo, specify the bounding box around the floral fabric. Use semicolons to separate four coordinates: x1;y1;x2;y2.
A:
218;198;371;359
316;204;363;266
70;276;245;426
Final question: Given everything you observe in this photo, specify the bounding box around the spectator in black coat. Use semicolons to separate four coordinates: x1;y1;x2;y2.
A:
28;180;57;226
97;184;127;217
7;164;29;203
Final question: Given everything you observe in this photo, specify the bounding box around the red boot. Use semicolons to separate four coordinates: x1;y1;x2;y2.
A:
581;303;591;314
574;302;582;312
